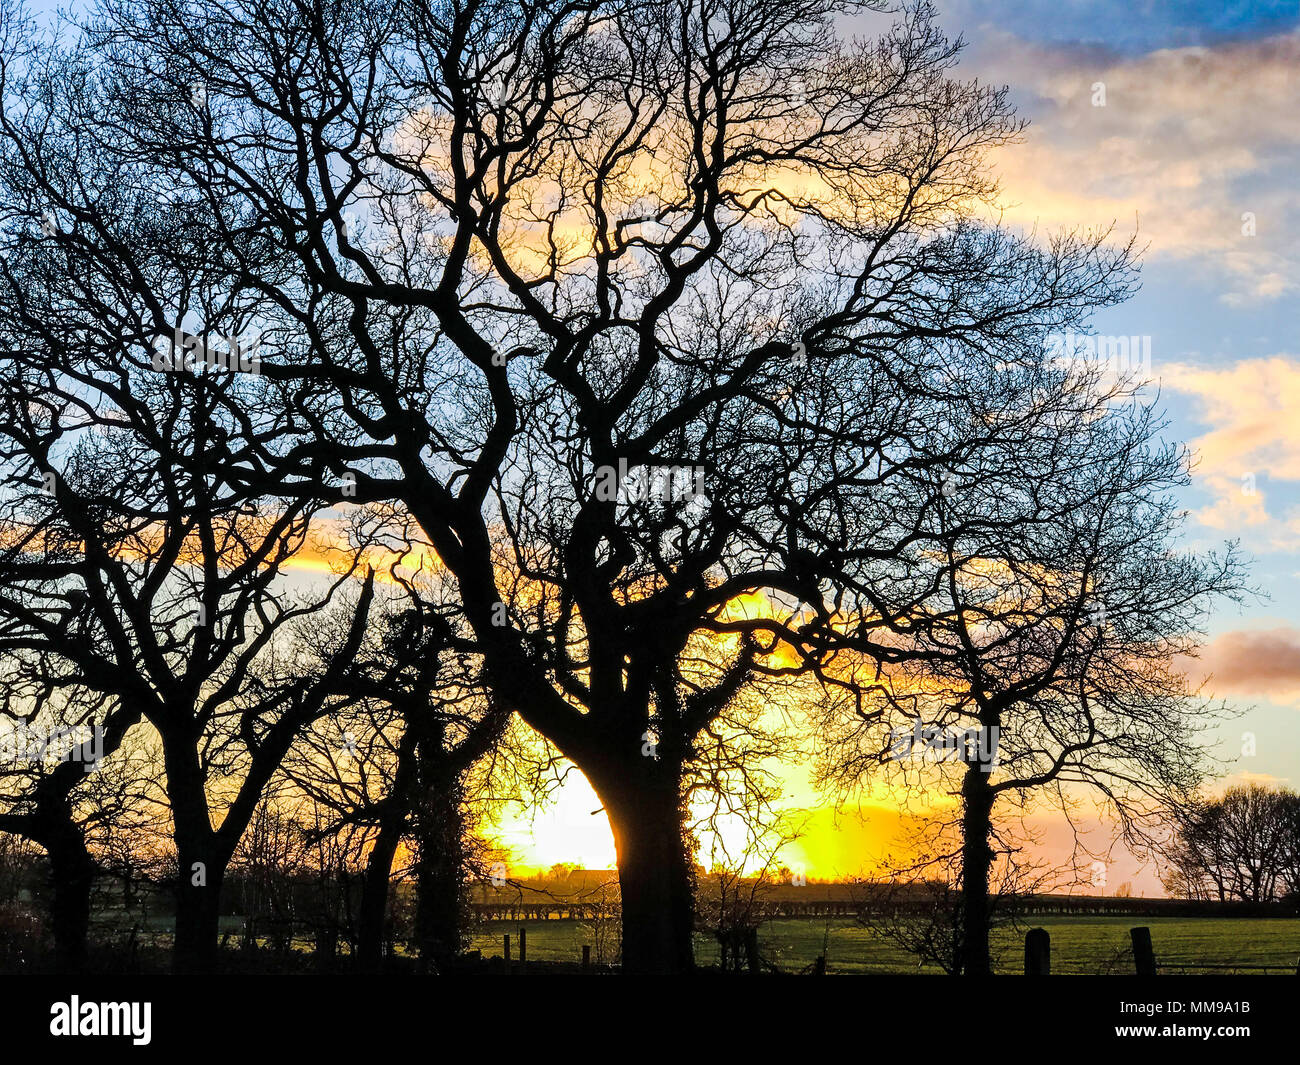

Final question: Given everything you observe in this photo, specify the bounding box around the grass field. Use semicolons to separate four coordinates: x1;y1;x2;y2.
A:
470;916;1300;974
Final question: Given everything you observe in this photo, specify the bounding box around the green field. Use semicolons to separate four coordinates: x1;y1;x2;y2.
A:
470;916;1300;974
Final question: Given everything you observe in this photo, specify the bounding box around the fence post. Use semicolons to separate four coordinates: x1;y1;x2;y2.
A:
503;932;511;973
582;945;591;970
1131;927;1157;975
744;927;760;974
813;955;827;976
519;926;527;971
1024;928;1050;975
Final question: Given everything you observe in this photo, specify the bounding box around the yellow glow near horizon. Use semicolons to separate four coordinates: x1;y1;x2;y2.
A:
486;757;1168;896
485;751;944;881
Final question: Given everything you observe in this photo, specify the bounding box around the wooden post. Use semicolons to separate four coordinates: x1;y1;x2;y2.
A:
1024;928;1050;975
744;927;760;974
813;955;827;976
1131;927;1157;975
503;932;511;973
582;945;591;969
518;926;527;970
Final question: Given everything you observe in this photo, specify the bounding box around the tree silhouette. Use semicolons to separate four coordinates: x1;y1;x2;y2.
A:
1164;785;1297;903
0;0;1147;972
281;570;527;971
815;364;1246;974
0;334;390;970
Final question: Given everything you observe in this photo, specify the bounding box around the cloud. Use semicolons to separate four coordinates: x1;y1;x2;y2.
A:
1192;625;1300;701
1160;356;1300;539
950;28;1300;306
1206;770;1292;795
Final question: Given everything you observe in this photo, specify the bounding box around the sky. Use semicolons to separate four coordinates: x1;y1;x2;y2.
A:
21;0;1299;894
499;1;1300;893
929;0;1300;780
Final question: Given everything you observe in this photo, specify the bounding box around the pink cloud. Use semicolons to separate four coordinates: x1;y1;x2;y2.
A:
1194;626;1300;699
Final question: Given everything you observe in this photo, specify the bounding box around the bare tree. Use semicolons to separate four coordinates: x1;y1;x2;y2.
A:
0;675;131;970
0;336;392;970
0;0;1145;972
815;365;1247;974
1163;785;1296;904
697;811;803;973
282;568;523;972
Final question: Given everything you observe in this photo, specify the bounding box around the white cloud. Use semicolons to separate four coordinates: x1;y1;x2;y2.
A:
966;30;1300;305
1162;357;1300;541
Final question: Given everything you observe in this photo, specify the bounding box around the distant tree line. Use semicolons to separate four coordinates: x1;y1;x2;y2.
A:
1163;784;1300;904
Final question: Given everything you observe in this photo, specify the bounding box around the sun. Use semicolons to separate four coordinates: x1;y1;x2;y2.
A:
490;773;618;874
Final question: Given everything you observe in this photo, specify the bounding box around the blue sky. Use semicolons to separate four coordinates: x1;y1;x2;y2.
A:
945;0;1299;52
918;1;1300;808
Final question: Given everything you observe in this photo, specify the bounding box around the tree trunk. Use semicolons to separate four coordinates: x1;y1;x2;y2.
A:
165;740;230;973
357;819;403;971
412;725;465;973
44;827;96;974
173;840;226;973
358;724;424;971
959;761;996;976
595;768;695;975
